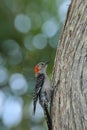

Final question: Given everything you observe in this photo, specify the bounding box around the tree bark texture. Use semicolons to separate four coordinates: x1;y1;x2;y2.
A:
51;0;87;130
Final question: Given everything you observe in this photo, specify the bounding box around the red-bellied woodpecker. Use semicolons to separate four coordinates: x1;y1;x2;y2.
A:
33;61;52;130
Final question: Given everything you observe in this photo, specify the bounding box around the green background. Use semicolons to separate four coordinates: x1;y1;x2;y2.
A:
0;0;70;130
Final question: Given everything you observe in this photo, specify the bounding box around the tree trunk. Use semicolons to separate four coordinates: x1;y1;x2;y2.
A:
51;0;87;130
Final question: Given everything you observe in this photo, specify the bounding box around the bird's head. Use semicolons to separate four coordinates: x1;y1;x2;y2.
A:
34;61;50;75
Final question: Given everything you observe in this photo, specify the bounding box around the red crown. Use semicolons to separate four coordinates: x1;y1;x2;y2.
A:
34;65;39;74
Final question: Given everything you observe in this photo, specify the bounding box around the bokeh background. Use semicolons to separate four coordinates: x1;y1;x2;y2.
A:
0;0;71;130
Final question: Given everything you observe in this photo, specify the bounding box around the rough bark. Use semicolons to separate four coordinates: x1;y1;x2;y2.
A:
51;0;87;130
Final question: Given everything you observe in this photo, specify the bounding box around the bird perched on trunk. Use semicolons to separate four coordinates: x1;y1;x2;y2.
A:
33;61;52;130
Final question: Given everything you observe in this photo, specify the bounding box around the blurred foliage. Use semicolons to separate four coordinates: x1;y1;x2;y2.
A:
0;0;70;130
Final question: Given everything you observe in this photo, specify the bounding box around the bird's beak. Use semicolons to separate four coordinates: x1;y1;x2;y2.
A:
45;60;50;65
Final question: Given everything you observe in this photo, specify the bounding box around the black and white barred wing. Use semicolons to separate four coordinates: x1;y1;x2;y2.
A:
33;74;45;114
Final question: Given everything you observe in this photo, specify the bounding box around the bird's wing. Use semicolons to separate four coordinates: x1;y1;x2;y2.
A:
33;74;45;114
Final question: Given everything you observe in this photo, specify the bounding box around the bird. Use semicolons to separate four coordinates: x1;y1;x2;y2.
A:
33;61;52;130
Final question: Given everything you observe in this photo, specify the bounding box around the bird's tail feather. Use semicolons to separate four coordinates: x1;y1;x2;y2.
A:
43;103;52;130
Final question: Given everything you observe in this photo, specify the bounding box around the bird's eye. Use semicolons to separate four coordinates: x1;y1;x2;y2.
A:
41;63;44;66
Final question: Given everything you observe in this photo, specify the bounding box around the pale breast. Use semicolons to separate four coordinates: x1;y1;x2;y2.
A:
42;76;50;91
41;75;51;100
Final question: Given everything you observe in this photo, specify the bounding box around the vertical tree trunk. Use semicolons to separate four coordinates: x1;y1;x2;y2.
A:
51;0;87;130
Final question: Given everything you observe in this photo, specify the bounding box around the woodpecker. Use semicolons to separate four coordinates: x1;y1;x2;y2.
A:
33;61;52;130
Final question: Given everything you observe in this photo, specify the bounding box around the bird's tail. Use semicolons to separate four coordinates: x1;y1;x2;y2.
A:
43;103;52;130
